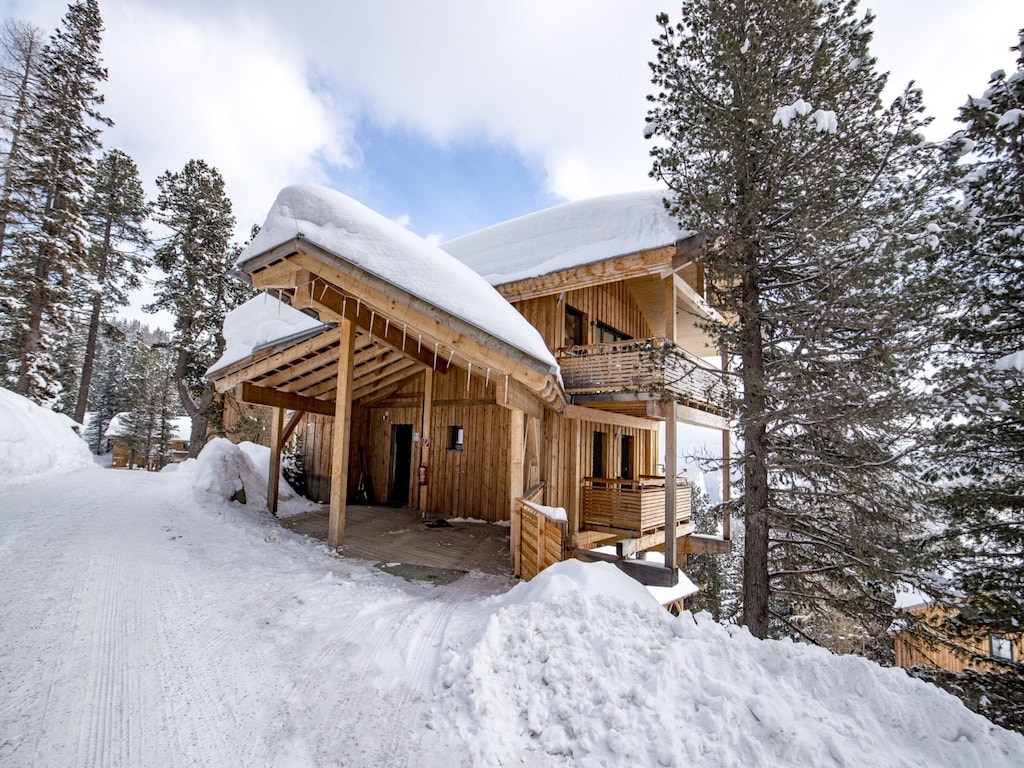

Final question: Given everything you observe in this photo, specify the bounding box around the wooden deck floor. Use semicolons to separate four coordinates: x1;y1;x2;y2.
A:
279;505;514;577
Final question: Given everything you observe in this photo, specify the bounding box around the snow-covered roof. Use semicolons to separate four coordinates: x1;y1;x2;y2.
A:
105;413;191;442
236;184;557;373
442;189;692;286
208;292;327;375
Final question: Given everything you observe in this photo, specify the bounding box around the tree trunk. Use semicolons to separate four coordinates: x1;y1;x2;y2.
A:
740;243;771;639
73;221;111;424
174;346;211;458
15;247;49;396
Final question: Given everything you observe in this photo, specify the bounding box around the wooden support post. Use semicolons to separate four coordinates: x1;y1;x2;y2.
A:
722;425;731;540
418;368;434;514
328;319;356;548
664;274;679;572
665;400;678;571
510;408;525;567
267;406;284;516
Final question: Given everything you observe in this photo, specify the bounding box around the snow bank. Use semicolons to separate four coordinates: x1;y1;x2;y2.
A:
237;440;298;503
186;438;270;509
443;190;690;286
237;185;556;373
0;387;93;483
207;292;326;375
183;439;317;515
443;560;1024;768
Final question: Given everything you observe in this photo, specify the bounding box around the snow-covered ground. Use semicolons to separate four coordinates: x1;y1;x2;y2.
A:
2;387;1024;767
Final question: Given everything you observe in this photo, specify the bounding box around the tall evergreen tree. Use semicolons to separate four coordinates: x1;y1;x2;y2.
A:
1;0;109;406
84;319;131;453
646;0;947;640
147;159;251;455
0;19;43;266
927;29;1024;638
72;148;151;424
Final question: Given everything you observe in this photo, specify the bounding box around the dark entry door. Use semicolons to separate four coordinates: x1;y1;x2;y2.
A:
388;424;414;505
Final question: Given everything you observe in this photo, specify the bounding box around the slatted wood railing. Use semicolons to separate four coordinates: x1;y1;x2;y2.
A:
512;483;568;580
557;337;728;410
581;476;691;537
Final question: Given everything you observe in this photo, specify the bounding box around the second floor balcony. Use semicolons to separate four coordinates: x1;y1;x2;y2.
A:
557;337;729;414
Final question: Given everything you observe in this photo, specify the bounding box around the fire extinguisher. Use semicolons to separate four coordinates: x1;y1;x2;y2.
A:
418;464;428;486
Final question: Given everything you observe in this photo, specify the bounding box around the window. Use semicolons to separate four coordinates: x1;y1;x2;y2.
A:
596;322;630;344
564;306;584;347
592;431;605;479
620;434;634;480
449;425;464;451
991;636;1013;661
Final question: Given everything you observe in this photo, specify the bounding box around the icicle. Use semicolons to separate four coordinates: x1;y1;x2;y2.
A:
418;334;423;353
466;362;473;395
433;342;439;369
402;324;408;350
341;297;347;318
384;318;390;338
318;280;328;301
447;348;456;366
369;310;375;340
485;367;491;387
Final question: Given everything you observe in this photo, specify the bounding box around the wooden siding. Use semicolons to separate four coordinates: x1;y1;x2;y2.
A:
541;412;659;535
425;368;511;522
893;605;1024;676
513;281;653;352
514;493;568;580
291;413;335;503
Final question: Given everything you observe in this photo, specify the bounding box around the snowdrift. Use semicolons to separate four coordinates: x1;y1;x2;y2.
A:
0;387;93;482
443;560;1024;768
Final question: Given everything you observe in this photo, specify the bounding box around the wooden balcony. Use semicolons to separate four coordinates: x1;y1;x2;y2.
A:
557;337;729;412
581;476;691;538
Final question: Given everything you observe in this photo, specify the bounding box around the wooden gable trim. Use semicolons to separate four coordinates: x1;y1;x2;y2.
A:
245;241;563;409
493;234;705;303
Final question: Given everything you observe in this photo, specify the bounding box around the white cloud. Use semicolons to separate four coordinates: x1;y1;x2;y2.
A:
5;0;1022;227
99;3;352;236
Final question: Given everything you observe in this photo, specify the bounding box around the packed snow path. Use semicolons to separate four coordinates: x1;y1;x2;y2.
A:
3;456;1024;767
0;467;507;767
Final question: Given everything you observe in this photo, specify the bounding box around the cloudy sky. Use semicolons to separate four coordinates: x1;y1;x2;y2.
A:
3;0;1020;247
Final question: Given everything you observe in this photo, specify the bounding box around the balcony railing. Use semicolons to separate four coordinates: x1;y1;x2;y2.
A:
557;337;729;409
581;476;691;537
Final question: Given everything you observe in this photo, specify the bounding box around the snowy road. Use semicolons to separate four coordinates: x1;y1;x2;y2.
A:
0;467;508;767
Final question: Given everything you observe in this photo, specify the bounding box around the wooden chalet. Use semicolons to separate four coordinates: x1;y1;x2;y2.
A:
105;413;192;470
207;185;731;586
893;599;1024;676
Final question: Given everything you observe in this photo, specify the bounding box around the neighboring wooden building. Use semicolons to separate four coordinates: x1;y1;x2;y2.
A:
105;413;192;469
893;598;1024;676
207;185;731;584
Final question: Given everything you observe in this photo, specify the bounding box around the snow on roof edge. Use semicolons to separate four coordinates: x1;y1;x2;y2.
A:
235;185;558;375
442;189;694;286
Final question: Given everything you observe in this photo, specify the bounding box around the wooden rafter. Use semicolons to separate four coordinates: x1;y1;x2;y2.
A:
292;272;451;373
235;382;335;416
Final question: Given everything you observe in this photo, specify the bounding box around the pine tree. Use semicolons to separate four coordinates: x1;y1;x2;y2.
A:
646;0;947;640
147;159;251;455
72;148;151;423
0;19;43;266
83;319;131;453
2;0;110;406
928;29;1024;638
